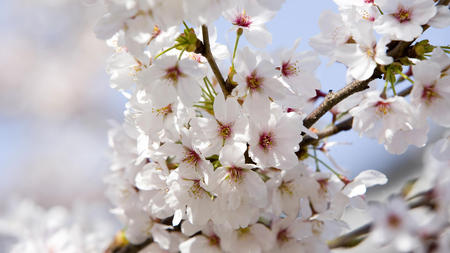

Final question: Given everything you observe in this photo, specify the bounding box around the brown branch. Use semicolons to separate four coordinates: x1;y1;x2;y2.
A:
302;0;450;132
198;25;233;97
299;85;413;149
302;73;379;129
301;117;353;147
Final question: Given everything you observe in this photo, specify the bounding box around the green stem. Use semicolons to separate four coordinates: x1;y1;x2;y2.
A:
182;21;190;31
313;148;320;172
376;5;384;15
154;44;181;60
396;70;414;84
307;153;341;177
231;28;243;70
178;48;186;61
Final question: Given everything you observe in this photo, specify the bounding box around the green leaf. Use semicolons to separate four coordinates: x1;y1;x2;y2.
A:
401;178;418;198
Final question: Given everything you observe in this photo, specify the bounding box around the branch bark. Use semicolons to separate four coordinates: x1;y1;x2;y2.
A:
300;85;413;149
198;25;233;97
302;73;379;129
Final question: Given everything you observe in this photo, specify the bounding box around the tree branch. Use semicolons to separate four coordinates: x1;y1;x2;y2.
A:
302;73;380;129
301;117;353;147
198;25;233;97
299;85;413;149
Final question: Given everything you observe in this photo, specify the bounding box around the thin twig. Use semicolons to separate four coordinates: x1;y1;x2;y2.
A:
199;25;232;97
301;117;353;147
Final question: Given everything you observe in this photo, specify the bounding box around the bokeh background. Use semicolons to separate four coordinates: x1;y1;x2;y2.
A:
0;0;448;251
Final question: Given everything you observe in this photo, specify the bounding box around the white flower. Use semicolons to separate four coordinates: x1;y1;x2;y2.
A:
369;197;419;252
211;145;268;229
124;211;154;244
234;47;291;101
140;55;203;106
431;132;450;162
309;11;352;59
190;93;248;157
341;170;387;198
246;96;303;169
179;222;222;253
267;167;311;217
269;218;314;253
374;0;437;41
335;21;393;81
219;223;275;253
350;91;428;154
256;0;286;10
183;0;233;26
134;161;174;219
166;167;216;227
106;50;139;90
334;0;380;23
94;0;137;40
275;39;321;98
411;59;450;127
428;6;450;28
223;0;275;48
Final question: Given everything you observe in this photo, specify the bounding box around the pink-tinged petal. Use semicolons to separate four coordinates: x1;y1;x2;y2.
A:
213;93;227;123
244;26;272;48
429;6;450;28
412;61;441;85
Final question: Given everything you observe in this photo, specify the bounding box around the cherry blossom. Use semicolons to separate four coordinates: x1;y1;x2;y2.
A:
374;0;437;41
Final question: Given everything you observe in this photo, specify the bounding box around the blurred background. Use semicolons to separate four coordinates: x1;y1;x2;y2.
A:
0;0;448;251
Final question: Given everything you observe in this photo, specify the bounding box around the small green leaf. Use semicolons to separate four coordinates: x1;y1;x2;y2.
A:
401;177;418;198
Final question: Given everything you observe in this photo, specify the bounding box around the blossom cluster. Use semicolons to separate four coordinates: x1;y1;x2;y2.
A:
96;0;450;252
0;200;114;253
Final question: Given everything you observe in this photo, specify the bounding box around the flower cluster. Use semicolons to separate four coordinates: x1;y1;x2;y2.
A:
96;0;450;252
0;200;114;253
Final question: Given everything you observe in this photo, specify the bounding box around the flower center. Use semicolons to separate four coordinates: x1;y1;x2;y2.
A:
164;65;183;83
375;101;391;116
151;25;161;40
183;148;201;167
218;122;232;140
208;234;220;246
393;8;411;23
281;61;299;77
278;180;294;196
188;180;208;199
246;71;263;91
233;11;252;28
154;104;173;117
277;229;290;243
227;166;244;183
421;84;440;105
237;227;251;238
361;10;375;22
259;132;274;151
387;213;402;228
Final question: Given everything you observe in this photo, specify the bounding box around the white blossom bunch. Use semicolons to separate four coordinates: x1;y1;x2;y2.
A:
0;199;115;253
95;0;450;252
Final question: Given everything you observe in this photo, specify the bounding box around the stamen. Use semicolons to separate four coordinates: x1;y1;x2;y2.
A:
375;101;391;116
233;10;252;28
259;132;274;151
